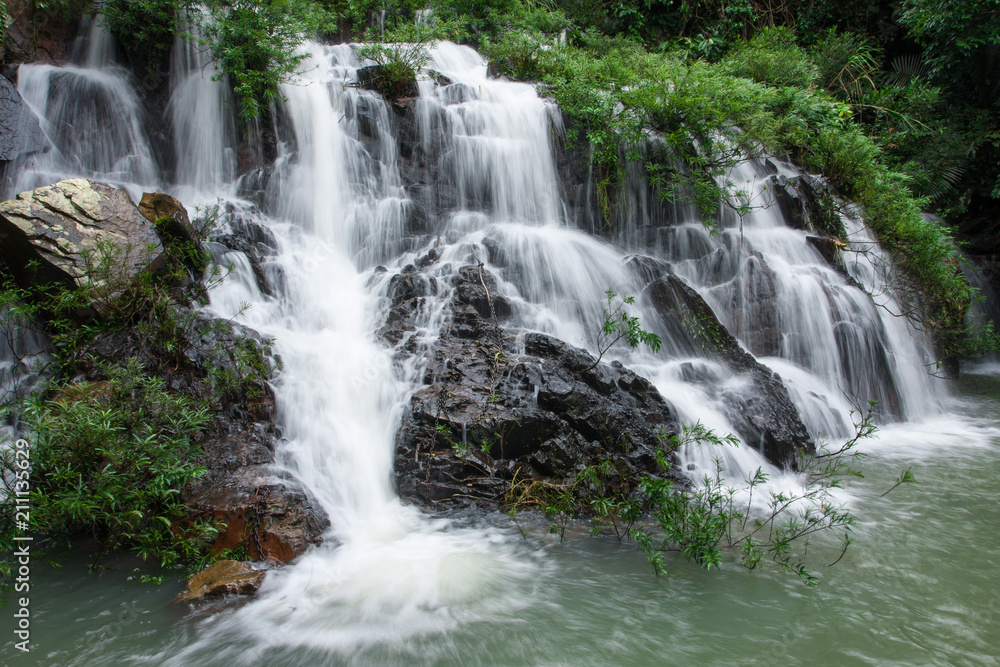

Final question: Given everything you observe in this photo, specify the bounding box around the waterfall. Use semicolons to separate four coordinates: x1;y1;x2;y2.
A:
169;13;238;198
6;62;159;199
0;30;953;659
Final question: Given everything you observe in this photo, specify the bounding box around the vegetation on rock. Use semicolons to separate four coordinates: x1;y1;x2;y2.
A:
0;187;278;590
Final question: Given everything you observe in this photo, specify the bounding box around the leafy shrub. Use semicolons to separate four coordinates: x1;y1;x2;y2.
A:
202;0;335;121
1;358;211;572
581;289;661;370
356;40;429;98
810;29;879;101
102;0;190;67
504;414;893;584
721;27;818;88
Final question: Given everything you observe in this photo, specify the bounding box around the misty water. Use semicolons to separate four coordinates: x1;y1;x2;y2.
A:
2;25;999;666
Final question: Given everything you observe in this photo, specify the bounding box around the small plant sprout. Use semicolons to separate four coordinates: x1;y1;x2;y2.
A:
583;289;662;371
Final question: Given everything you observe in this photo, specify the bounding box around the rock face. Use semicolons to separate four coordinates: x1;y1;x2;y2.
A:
78;310;329;564
176;560;268;602
0;74;47;161
387;262;680;508
644;275;813;466
383;242;815;508
715;251;781;358
0;179;165;290
770;173;845;239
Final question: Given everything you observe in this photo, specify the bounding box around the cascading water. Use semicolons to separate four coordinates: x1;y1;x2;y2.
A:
169;13;237;199
6;23;160;198
0;27;959;661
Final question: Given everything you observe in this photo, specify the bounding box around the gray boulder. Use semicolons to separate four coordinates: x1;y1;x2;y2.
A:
0;179;165;291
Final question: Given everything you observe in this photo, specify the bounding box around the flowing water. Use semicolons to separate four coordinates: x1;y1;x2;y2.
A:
2;32;998;665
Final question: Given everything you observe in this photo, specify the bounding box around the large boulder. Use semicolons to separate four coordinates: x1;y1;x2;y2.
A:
386;262;680;508
138;191;208;279
181;461;329;565
0;179;165;291
0;74;47;161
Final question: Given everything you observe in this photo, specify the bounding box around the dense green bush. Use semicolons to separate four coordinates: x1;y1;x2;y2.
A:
356;40;429;98
203;0;335;121
721;26;818;88
0;359;212;570
102;0;190;67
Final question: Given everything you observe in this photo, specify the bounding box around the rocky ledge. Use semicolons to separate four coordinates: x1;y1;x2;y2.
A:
382;251;811;510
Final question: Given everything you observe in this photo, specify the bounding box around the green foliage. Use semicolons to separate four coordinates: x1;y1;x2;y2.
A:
203;0;335;120
102;0;191;66
583;289;661;371
0;358;212;576
0;1;12;36
632;415;873;583
356;40;429;98
431;0;519;36
898;0;1000;87
523;39;776;223
30;0;92;20
810;29;879;102
721;26;818;88
500;413;890;583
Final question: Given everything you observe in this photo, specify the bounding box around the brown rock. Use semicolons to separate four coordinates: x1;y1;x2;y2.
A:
139;191;206;277
139;191;191;228
181;422;329;566
175;560;267;602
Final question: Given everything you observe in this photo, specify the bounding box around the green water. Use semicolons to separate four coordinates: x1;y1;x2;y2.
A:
3;375;999;666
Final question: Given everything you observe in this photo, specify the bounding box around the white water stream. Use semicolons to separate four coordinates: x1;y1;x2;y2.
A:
0;33;966;662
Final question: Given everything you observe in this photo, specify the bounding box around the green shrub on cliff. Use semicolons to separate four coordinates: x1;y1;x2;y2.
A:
203;0;336;121
102;0;191;66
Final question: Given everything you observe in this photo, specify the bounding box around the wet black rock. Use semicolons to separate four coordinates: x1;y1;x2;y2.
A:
644;274;813;466
716;251;781;357
210;207;284;297
385;262;680;508
770;173;845;239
